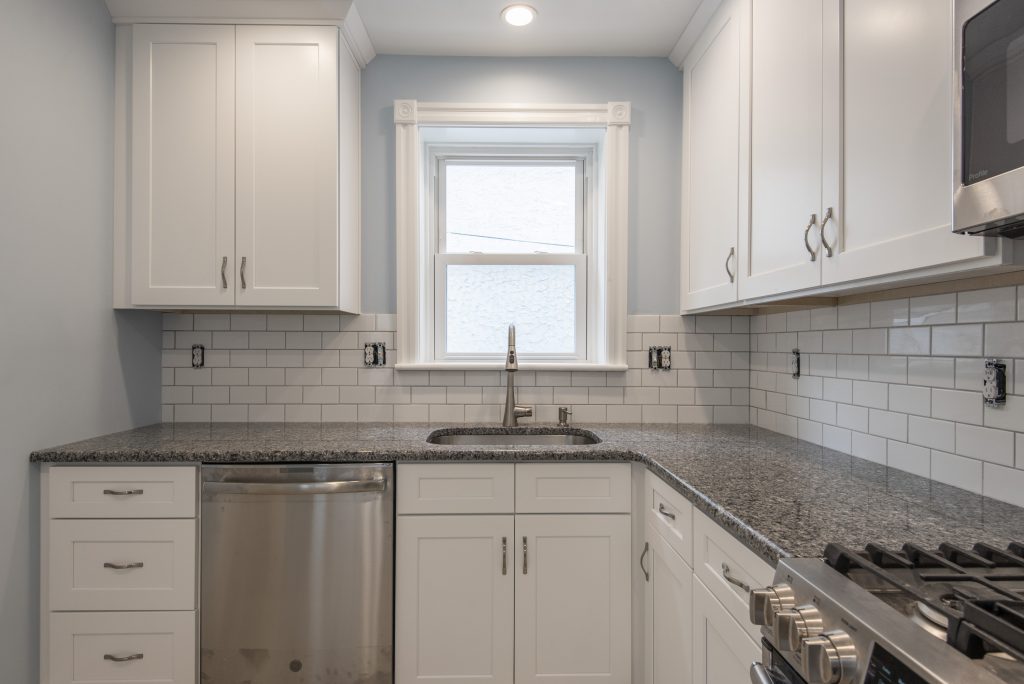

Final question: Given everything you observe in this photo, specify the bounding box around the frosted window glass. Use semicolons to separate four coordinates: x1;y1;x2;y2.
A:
444;164;577;253
446;265;576;354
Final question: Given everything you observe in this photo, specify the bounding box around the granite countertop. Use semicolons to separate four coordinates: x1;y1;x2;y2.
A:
31;423;1024;566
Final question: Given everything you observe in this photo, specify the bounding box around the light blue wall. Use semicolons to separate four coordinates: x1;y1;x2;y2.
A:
0;0;162;679
361;56;683;314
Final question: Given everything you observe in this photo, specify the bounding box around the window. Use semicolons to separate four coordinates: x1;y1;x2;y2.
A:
434;152;590;361
394;101;631;370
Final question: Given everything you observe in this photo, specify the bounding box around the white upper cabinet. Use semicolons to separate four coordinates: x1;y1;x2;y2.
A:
680;0;749;311
118;22;361;310
130;25;236;307
741;0;827;299
821;0;991;284
235;26;341;307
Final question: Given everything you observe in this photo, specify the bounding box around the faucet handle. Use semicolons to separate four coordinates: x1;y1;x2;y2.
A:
558;407;572;426
514;406;533;419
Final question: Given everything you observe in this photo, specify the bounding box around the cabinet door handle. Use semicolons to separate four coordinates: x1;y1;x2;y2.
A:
658;503;677;520
240;256;247;289
724;247;735;283
501;537;507;576
522;536;528;575
221;256;228;288
104;653;144;663
640;541;650;582
820;207;835;257
803;213;818;261
103;561;144;570
721;562;751;593
102;489;143;496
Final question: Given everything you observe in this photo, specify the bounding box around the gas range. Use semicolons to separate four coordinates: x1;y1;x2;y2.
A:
750;541;1024;684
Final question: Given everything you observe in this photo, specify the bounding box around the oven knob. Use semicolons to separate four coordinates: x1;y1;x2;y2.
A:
801;630;856;684
774;604;824;652
749;584;796;626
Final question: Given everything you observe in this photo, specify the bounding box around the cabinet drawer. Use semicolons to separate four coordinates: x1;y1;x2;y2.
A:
49;611;195;684
398;463;515;514
50;519;196;611
515;463;631;513
48;466;197;519
693;511;774;642
644;470;694;566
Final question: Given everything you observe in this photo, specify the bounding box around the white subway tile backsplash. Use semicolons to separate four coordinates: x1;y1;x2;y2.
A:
984;395;1024;432
823;377;853;404
888;385;930;417
838;303;870;329
985;323;1024;357
869;409;907;441
822;330;853;354
887;441;930;477
870;299;909;328
955;423;1014;466
853;328;887;354
267;314;303;331
982;462;1024;507
932;325;983;356
852;381;888;409
888;327;929;356
853;431;887;464
195;314;230;331
931;450;982;494
957;287;1017;323
909;294;956;326
836;355;870;380
907;357;956;388
932;388;983;425
908;416;955;451
810;306;838;330
869;356;907;383
837;404;869;432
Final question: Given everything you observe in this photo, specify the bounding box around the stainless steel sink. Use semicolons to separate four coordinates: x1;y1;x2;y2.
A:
426;428;601;446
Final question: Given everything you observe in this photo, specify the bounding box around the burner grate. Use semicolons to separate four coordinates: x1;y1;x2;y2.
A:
825;541;1024;664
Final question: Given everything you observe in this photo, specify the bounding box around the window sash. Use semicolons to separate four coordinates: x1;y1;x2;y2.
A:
437;156;586;255
433;253;588;362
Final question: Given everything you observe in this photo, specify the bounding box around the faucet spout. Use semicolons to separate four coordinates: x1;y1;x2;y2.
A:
505;324;518;372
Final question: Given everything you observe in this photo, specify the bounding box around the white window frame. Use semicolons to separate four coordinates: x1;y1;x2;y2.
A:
394;100;631;371
432;149;592;363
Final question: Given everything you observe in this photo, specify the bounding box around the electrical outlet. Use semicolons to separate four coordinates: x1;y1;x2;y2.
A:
648;346;671;370
791;349;801;379
363;342;387;367
983;359;1007;407
191;344;205;368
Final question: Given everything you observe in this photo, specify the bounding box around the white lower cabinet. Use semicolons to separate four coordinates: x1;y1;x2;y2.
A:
395;515;515;684
516;515;632;684
643;523;693;684
692;577;760;684
395;463;632;684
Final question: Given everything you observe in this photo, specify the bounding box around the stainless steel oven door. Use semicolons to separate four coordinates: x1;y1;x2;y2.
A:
954;0;1024;235
751;640;808;684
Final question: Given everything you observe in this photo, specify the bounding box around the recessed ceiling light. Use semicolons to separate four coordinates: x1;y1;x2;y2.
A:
501;4;536;27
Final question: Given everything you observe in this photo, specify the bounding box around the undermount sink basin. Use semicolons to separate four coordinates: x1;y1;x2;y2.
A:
426;428;601;446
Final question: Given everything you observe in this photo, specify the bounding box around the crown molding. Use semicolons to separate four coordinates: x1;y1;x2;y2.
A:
669;0;724;69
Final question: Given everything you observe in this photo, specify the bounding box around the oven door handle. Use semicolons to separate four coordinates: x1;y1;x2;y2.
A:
750;662;785;684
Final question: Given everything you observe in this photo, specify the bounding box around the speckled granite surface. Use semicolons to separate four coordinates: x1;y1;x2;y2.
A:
31;423;1024;566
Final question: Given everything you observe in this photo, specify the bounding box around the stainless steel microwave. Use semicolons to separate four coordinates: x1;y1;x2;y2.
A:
954;0;1024;238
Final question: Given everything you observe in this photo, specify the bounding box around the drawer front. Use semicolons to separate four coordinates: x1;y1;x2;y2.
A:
50;519;196;611
49;466;197;519
515;463;631;513
693;511;774;642
398;463;515;514
644;470;694;567
49;611;195;684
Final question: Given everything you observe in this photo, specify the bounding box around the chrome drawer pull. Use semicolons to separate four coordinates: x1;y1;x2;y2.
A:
240;256;247;289
820;207;835;257
103;561;144;570
104;653;144;663
722;562;751;592
522;536;528;575
658;503;676;520
640;541;650;582
501;537;508;576
102;489;143;496
724;246;735;283
221;255;228;288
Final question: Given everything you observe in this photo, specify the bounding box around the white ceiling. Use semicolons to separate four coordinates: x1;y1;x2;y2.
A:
353;0;702;58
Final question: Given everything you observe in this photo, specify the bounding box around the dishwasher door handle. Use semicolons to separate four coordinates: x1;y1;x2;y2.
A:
205;478;387;495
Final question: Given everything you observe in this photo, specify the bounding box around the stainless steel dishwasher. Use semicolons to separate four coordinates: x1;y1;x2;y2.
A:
200;463;393;684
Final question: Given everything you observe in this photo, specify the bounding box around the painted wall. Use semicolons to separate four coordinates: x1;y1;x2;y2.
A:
360;55;683;314
0;0;162;679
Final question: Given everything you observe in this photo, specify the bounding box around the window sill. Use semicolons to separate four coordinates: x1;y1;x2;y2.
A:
394;362;629;372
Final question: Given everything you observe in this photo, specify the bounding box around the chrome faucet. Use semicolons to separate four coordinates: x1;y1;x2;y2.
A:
502;325;533;427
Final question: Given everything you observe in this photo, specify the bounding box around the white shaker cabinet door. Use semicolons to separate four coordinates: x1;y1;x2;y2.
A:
643;524;693;684
680;0;749;311
515;515;631;684
741;0;825;299
396;515;515;684
692;577;760;684
234;26;340;307
130;24;236;306
821;0;988;284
